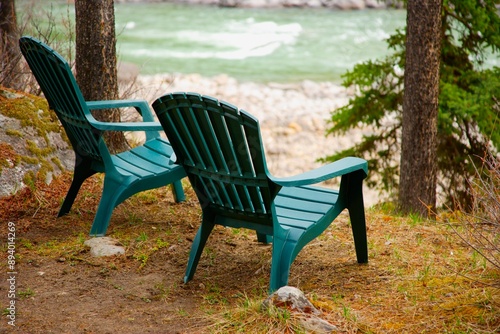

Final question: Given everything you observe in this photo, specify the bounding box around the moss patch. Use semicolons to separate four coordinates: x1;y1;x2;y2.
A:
0;87;61;143
0;86;72;195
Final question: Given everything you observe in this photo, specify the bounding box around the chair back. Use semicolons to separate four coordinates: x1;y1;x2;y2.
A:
19;36;103;162
154;93;279;226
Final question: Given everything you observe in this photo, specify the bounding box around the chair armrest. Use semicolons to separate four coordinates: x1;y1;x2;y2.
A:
87;100;161;140
270;157;368;187
86;99;156;122
90;120;163;132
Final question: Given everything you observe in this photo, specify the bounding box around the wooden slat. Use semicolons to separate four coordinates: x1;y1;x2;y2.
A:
130;148;174;171
192;98;242;210
278;185;339;204
165;103;199;167
142;137;174;155
205;103;234;174
192;99;228;173
115;151;168;174
276;216;314;230
275;207;324;221
275;196;332;214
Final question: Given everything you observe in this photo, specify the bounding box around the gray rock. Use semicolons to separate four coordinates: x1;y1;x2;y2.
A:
262;286;321;315
84;237;126;257
0;90;74;198
262;286;340;333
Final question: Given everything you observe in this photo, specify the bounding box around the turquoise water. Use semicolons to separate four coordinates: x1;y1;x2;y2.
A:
113;3;406;83
25;2;499;84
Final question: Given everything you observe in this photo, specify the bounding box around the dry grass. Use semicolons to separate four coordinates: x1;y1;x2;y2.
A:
0;173;499;333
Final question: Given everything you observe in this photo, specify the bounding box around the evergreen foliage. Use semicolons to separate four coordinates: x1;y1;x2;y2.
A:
324;0;500;209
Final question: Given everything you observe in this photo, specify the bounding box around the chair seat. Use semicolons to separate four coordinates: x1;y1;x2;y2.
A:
275;185;339;231
113;137;182;178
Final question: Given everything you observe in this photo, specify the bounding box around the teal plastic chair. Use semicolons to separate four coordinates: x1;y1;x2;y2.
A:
19;36;186;236
153;92;368;292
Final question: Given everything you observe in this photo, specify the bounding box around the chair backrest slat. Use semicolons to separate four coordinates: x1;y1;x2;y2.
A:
205;97;256;212
154;93;276;222
239;111;273;212
19;37;103;161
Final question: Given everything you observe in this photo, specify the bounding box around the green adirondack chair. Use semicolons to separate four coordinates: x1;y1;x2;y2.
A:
19;36;186;236
153;92;368;292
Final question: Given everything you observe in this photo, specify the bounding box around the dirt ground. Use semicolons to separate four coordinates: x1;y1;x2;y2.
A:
0;173;499;333
0;173;355;333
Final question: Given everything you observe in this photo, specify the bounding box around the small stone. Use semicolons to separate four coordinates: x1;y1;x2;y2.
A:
262;286;340;333
262;286;320;315
84;237;125;257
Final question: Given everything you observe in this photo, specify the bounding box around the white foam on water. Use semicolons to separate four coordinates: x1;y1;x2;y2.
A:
129;18;302;60
124;21;136;30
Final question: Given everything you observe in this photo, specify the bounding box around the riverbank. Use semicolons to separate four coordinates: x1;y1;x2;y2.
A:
123;71;380;205
116;0;404;10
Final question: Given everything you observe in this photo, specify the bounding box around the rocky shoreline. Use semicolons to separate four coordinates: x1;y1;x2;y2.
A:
124;71;379;206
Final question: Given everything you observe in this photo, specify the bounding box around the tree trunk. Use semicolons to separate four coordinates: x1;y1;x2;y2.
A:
0;0;21;90
75;0;128;153
399;0;443;217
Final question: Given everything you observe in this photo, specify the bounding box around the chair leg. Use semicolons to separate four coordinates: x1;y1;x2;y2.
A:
171;180;185;202
349;204;368;263
58;160;96;217
269;233;295;293
184;217;215;283
256;232;272;244
88;176;128;236
346;171;368;264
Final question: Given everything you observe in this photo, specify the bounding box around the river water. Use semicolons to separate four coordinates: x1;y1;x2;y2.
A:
28;2;498;84
113;3;406;83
